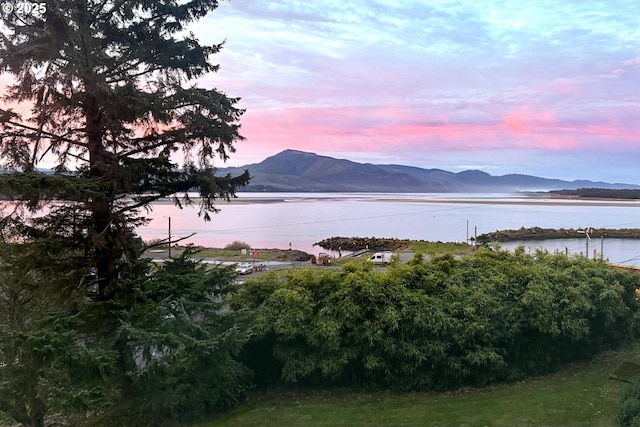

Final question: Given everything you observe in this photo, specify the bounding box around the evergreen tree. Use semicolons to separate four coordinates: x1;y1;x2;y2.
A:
0;0;249;298
0;1;251;425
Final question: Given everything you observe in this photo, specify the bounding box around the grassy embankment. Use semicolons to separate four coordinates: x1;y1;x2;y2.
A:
199;343;640;427
144;246;312;262
145;241;474;263
408;241;474;257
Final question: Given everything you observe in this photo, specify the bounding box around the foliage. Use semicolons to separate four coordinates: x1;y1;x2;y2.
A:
0;0;250;297
0;244;254;426
0;1;249;425
0;241;118;426
224;241;252;250
93;250;253;426
618;379;640;427
232;248;640;391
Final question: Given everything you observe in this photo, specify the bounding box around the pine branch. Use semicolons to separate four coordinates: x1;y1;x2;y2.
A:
1;119;87;149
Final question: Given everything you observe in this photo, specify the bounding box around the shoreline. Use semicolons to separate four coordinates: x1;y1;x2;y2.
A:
374;198;640;207
147;193;640;208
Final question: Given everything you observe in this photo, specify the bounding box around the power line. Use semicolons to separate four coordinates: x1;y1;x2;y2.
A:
207;203;481;234
613;253;640;265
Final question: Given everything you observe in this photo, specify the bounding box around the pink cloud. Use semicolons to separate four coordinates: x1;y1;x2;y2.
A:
503;115;528;135
502;110;556;135
236;104;640;161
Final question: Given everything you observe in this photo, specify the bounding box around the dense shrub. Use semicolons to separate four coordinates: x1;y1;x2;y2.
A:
232;248;640;391
618;379;640;427
86;252;254;426
225;240;252;250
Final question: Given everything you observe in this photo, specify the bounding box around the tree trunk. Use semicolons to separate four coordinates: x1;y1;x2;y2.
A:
83;90;118;299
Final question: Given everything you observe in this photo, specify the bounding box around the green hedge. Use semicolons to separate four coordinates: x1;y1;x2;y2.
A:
232;248;640;391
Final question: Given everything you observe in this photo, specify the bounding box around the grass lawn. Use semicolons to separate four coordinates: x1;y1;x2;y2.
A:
144;246;306;262
198;343;640;427
144;242;475;266
409;241;474;257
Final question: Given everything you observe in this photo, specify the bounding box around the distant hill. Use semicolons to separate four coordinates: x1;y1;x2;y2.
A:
219;149;639;192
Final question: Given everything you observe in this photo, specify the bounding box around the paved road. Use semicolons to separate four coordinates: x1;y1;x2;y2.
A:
250;251;418;274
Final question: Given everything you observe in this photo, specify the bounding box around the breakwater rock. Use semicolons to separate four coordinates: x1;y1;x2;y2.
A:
476;227;640;243
314;236;427;251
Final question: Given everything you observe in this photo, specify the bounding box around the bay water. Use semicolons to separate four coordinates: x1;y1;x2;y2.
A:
139;192;640;266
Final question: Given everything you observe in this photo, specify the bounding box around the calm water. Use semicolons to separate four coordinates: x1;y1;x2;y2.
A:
138;192;640;266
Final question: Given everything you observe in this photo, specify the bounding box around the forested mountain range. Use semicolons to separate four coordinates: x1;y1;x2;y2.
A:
219;149;638;192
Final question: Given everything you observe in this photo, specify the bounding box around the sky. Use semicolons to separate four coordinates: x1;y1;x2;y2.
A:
189;0;640;184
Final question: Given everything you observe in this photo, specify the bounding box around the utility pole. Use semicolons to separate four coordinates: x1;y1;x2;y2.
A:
289;242;293;267
586;237;588;256
168;216;172;258
578;227;592;258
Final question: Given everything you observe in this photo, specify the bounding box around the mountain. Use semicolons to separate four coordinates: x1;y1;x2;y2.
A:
219;149;639;192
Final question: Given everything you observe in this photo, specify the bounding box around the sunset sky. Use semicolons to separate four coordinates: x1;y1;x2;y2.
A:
191;0;640;184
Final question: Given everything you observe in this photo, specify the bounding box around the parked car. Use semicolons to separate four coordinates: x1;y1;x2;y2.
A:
235;263;253;275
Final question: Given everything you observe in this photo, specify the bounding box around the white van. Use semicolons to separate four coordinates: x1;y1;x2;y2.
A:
368;251;393;265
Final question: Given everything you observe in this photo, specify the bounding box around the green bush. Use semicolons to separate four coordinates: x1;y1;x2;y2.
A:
618;380;640;427
225;240;252;250
233;248;640;391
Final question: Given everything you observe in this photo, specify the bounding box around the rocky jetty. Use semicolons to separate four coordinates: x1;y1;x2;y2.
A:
315;228;640;251
314;236;428;251
476;227;640;243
